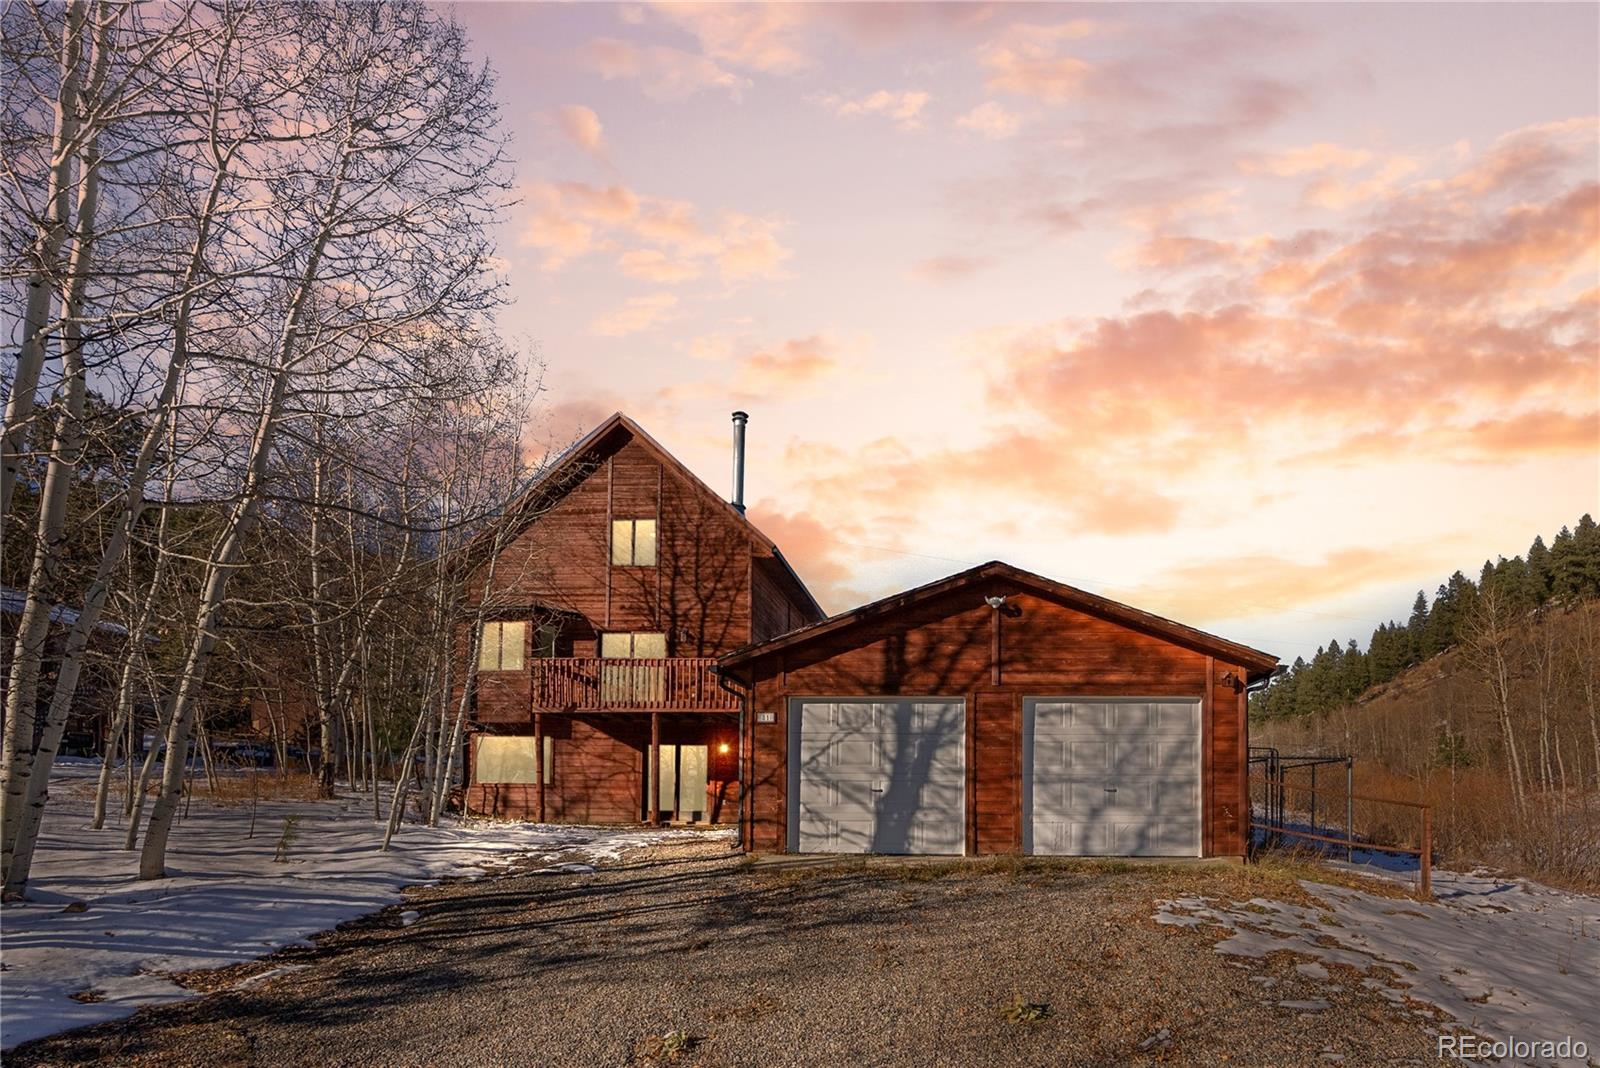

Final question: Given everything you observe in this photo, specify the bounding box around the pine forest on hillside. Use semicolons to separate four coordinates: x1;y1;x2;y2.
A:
1252;515;1600;887
1251;515;1600;722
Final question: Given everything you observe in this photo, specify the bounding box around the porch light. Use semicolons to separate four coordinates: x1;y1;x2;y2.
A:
717;742;731;755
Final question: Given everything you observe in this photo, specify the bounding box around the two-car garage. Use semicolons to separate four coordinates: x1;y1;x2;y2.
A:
727;562;1278;860
788;694;1202;858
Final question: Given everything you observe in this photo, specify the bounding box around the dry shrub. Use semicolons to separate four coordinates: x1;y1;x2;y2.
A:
193;772;324;803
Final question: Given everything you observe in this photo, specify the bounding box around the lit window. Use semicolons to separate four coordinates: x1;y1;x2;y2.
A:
600;632;667;659
474;735;552;783
611;518;658;566
478;621;526;672
599;631;668;702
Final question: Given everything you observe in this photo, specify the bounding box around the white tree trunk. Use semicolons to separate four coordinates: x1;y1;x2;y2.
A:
1;0;85;526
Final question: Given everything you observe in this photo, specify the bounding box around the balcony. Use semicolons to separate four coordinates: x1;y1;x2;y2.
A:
532;657;739;713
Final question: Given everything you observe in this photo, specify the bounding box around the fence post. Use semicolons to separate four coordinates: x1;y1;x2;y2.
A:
1419;807;1431;901
1310;763;1318;838
1345;758;1354;863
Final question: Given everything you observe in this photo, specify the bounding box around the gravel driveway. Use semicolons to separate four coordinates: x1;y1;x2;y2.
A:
11;838;1443;1067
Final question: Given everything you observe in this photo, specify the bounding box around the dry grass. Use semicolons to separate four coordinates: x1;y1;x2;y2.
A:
190;772;326;803
748;852;1413;906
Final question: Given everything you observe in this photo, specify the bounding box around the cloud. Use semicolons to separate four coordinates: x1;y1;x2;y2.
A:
768;120;1599;547
651;3;812;75
518;181;791;283
978;20;1099;103
583;37;746;99
1240;142;1374;177
1302;155;1422;210
910;255;993;282
553;105;607;161
733;335;839;392
1111;544;1469;622
590;292;679;337
744;501;865;612
815;89;931;130
618;248;702;283
714;213;792;281
954;100;1021;139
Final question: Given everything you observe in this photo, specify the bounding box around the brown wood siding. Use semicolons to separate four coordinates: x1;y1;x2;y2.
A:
741;582;1252;858
750;558;801;642
466;715;741;823
971;689;1019;854
463;434;758;651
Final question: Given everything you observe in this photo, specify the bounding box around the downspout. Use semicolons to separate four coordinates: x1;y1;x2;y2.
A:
712;664;753;852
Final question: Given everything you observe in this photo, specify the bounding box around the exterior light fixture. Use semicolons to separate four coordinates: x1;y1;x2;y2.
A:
718;742;731;755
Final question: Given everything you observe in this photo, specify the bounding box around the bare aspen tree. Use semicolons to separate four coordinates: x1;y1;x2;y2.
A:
2;0;87;525
138;1;509;879
1461;586;1528;816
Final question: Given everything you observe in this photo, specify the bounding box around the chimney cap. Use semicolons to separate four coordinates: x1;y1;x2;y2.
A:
731;410;749;424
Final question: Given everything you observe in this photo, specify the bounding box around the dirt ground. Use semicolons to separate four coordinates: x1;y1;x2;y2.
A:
10;840;1447;1067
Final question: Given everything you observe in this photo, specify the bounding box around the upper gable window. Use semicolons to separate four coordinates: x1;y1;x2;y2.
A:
478;621;526;672
611;518;658;566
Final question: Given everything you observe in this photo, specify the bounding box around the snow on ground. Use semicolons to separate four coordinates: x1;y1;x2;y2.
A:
1157;867;1600;1067
0;764;731;1050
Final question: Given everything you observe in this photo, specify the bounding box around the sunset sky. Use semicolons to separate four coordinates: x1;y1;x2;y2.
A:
449;2;1599;661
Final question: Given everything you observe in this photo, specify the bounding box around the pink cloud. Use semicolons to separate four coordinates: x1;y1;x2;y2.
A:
978;20;1098;103
814;89;932;130
553;105;608;161
590;292;679;337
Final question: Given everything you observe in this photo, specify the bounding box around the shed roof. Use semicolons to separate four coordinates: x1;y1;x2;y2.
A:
717;560;1279;679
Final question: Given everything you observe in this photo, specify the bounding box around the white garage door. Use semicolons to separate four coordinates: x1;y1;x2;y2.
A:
1025;698;1201;857
789;699;965;854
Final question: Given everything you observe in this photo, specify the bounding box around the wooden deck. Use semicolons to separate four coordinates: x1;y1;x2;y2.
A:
533;656;738;713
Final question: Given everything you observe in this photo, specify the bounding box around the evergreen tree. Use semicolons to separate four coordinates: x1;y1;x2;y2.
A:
1574;514;1600;598
1405;590;1429;663
1549;526;1579;599
1527;535;1553;604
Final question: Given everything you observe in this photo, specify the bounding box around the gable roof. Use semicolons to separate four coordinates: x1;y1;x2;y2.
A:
466;412;824;621
718;560;1279;678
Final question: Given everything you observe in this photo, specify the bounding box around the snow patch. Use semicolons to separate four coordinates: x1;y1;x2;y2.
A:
1156;868;1600;1066
0;767;734;1050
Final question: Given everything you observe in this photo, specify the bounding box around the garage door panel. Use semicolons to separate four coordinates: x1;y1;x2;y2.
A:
806;736;878;772
1026;697;1201;858
793;698;965;855
1110;702;1153;730
1154;703;1199;730
1111;741;1157;772
1068;741;1109;771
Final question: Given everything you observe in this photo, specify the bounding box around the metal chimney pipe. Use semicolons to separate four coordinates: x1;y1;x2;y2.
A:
730;411;748;513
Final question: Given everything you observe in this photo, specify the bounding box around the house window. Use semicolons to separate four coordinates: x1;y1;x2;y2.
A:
474;735;552;784
600;631;667;702
478;621;526;672
534;624;558;659
599;632;667;659
611;518;658;566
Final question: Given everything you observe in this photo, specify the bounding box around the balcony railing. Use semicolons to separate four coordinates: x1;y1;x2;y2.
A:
532;657;738;713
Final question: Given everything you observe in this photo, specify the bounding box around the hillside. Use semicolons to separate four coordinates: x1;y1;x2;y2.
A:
1254;599;1599;888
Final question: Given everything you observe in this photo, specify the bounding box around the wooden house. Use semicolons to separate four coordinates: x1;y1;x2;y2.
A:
460;413;1279;858
460;412;823;824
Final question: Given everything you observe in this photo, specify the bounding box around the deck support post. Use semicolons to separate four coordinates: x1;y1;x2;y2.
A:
672;741;683;824
649;712;661;825
534;711;545;823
